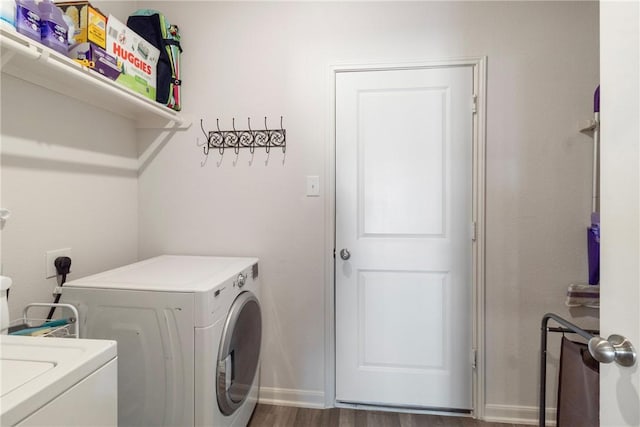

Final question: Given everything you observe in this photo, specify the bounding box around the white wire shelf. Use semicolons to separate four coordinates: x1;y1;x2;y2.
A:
0;25;190;129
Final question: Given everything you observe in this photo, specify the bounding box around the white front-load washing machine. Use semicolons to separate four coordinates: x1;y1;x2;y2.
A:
60;255;262;427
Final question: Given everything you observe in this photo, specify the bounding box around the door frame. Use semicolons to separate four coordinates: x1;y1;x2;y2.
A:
324;57;487;418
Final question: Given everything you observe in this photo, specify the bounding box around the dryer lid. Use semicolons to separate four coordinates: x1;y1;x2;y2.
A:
0;335;116;426
63;255;259;292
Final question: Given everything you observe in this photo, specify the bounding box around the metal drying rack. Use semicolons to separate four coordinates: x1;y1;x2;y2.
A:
3;303;79;339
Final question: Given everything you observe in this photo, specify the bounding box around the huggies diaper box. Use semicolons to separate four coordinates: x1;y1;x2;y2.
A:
106;14;158;101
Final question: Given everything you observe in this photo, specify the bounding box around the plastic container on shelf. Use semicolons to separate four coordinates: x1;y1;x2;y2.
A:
38;0;68;54
0;0;16;28
61;12;74;44
15;0;42;42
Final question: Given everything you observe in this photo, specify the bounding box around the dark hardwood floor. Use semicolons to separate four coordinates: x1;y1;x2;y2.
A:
248;404;529;427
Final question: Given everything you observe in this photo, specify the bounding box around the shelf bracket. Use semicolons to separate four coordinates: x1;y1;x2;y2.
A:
135;115;192;130
37;48;50;65
579;119;599;133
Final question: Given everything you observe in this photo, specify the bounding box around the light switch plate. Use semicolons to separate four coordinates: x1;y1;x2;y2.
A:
306;176;320;197
45;248;72;279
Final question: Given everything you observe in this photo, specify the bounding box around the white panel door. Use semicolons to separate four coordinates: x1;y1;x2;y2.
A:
335;66;473;410
600;2;640;425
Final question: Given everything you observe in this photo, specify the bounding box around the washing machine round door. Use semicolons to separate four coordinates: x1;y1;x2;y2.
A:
217;291;262;416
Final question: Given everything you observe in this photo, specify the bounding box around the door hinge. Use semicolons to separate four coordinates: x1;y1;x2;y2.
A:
333;248;336;259
471;221;477;241
472;349;477;369
472;94;478;114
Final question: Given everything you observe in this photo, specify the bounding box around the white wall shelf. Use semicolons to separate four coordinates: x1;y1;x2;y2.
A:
0;26;190;129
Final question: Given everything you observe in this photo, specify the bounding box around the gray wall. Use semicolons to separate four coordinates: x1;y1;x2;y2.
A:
0;0;139;321
137;1;599;421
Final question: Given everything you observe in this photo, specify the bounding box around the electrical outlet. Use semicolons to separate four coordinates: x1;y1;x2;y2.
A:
45;248;72;279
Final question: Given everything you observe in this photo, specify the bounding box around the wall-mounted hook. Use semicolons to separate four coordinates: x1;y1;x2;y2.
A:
198;119;210;157
247;117;256;154
279;115;286;154
199;116;286;163
232;118;241;154
213;118;224;155
264;116;271;154
0;209;11;223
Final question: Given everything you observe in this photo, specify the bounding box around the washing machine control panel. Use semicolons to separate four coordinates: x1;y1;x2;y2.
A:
197;263;259;327
235;273;246;288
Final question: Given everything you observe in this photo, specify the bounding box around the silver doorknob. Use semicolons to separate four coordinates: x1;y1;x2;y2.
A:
588;334;637;367
340;249;351;260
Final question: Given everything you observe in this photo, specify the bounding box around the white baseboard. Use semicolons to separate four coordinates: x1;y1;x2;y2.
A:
259;387;326;409
484;404;556;426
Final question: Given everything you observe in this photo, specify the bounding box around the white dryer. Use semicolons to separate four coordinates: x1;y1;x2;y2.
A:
60;255;262;427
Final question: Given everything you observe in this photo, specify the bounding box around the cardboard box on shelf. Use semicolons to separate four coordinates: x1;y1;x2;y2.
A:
56;1;106;48
105;14;158;101
69;42;121;81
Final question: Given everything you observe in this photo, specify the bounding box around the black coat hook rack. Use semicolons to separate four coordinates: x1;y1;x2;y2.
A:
199;116;286;159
